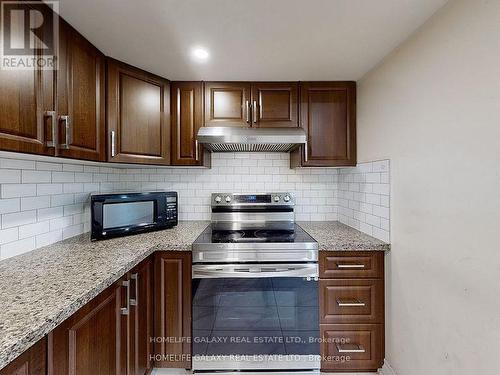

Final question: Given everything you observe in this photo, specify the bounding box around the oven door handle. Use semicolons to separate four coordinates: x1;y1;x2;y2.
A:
192;263;318;279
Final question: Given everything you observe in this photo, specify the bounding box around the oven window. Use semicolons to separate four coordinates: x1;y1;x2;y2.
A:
103;201;154;229
192;277;319;358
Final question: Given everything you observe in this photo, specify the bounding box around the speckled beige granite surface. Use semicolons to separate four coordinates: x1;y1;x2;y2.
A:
0;221;209;371
0;220;389;370
298;221;390;251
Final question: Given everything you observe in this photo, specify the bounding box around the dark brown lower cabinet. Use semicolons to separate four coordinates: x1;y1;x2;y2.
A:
154;252;192;369
319;251;385;372
48;277;126;375
48;257;153;375
0;338;46;375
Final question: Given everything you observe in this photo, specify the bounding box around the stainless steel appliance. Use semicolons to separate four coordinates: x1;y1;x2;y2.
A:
192;193;319;372
196;126;308;155
90;191;177;240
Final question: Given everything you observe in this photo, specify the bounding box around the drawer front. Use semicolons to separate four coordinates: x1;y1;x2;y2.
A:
320;251;384;279
320;279;383;324
320;324;383;372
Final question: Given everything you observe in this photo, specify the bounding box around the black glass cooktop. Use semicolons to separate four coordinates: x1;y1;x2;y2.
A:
194;224;316;244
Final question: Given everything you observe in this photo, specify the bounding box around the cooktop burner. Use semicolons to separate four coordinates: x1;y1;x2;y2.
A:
211;229;296;243
194;224;315;245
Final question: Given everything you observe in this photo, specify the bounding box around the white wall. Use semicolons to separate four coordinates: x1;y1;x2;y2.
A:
357;0;500;374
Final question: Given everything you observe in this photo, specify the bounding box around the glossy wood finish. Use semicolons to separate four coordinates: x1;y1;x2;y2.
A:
48;279;126;375
56;20;105;161
320;252;384;279
107;59;171;165
154;252;192;368
204;82;251;127
320;324;383;372
128;258;154;375
319;279;384;324
319;251;384;372
171;82;210;166
0;0;54;156
291;81;356;167
0;338;46;375
251;82;298;127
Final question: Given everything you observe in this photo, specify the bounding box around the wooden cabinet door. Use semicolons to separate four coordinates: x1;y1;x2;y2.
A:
0;1;55;156
56;20;105;161
171;82;209;166
293;82;356;167
251;82;298;127
48;279;127;375
204;82;251;127
0;338;46;375
129;258;154;375
107;59;171;165
154;252;192;368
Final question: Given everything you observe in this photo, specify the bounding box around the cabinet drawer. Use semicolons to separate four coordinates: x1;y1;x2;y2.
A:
320;324;383;372
320;251;383;279
320;279;383;324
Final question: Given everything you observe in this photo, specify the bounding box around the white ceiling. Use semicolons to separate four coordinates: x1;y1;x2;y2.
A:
57;0;448;81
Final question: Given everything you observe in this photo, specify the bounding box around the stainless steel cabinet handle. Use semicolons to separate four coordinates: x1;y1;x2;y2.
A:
337;264;365;269
337;299;366;307
245;100;250;123
110;131;116;157
130;273;138;306
195;139;199;161
59;115;71;149
253;100;257;123
44;111;57;148
304;141;308;162
121;280;130;315
336;343;366;353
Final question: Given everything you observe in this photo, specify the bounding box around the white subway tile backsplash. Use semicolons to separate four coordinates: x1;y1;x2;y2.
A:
0;198;20;214
21;196;50;211
2;184;37;198
0;154;391;260
337;160;391;241
0;169;21;183
0;227;18;245
1;237;35;260
2;210;37;229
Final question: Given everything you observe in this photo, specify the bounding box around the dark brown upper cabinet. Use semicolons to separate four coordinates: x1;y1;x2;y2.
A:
0;8;105;162
250;82;298;128
0;3;55;156
204;82;251;127
107;58;171;165
291;81;356;167
56;20;106;161
171;81;210;166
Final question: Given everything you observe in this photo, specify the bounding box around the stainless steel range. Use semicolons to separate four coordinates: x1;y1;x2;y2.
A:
192;193;320;372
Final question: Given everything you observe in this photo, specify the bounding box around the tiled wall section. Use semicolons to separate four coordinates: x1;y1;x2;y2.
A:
337;160;391;242
0;153;390;260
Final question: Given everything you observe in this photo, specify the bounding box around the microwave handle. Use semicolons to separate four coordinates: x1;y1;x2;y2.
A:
192;263;318;279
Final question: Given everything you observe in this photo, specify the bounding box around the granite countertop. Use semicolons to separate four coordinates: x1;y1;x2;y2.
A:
299;221;390;251
0;220;389;370
0;221;209;371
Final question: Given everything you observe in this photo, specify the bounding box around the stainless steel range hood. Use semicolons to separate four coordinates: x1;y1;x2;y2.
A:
196;127;307;153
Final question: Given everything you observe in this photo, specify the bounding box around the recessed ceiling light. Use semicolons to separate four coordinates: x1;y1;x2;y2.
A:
191;47;209;62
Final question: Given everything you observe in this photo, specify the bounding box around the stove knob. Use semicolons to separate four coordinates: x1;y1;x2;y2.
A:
225;195;232;203
214;195;222;203
273;195;280;202
284;195;291;202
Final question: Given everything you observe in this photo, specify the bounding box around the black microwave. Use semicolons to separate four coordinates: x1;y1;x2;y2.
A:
91;191;177;240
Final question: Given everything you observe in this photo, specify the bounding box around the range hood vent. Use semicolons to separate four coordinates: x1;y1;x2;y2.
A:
196;127;307;153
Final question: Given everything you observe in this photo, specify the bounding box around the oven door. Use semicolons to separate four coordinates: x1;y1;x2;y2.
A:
192;263;320;371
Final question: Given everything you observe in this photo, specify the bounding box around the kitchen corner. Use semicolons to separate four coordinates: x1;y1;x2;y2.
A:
0;220;388;371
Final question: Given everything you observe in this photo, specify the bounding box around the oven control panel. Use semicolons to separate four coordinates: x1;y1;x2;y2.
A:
211;193;294;206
